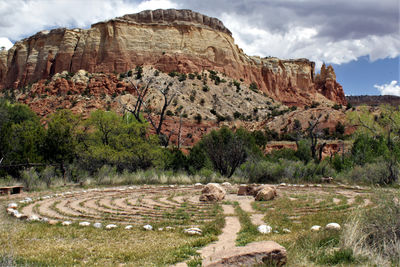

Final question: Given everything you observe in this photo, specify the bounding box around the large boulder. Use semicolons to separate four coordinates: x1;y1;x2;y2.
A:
255;186;277;201
206;241;287;267
199;183;226;202
237;184;258;196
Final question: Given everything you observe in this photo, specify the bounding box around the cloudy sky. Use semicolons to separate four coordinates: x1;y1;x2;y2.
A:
0;0;399;96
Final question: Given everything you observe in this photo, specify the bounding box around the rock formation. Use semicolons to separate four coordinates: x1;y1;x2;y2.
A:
0;9;346;106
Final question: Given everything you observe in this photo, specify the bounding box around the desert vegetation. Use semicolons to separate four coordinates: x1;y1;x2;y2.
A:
1;97;399;266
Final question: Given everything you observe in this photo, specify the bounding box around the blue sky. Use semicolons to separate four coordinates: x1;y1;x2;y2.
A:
333;56;400;96
0;0;399;96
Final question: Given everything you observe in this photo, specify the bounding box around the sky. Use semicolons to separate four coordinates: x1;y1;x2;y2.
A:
0;0;399;96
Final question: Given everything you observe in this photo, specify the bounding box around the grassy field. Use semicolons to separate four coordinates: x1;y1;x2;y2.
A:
0;184;396;266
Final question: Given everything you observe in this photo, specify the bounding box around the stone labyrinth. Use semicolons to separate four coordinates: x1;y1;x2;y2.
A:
13;186;217;228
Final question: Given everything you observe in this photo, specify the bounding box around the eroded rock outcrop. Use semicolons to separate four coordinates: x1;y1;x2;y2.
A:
0;9;346;106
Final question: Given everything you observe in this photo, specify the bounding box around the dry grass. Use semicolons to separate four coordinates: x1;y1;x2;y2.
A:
0;190;224;266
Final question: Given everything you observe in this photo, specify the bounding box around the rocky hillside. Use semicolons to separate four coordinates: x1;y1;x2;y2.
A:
0;9;346;107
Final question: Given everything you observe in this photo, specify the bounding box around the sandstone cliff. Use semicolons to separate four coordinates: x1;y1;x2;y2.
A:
0;9;345;106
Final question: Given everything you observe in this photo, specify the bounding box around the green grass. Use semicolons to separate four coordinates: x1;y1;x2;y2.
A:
0;193;225;266
234;202;259;246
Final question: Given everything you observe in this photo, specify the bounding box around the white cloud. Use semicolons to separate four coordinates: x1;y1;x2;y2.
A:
374;80;400;96
0;0;179;41
221;12;400;68
0;37;13;50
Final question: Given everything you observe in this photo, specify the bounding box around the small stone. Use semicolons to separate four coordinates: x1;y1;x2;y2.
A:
41;217;49;222
282;228;291;233
79;222;91;227
143;224;153;231
158;227;164;231
325;223;341;230
125;225;133;230
48;220;58;225
184;227;202;235
273;230;279;234
7;203;18;209
257;225;272;234
279;183;286;187
194;183;203;189
93;222;102;229
105;224;117;230
62;221;72;226
28;215;40;221
311;225;321;231
24;197;33;202
165;226;174;231
222;182;232;187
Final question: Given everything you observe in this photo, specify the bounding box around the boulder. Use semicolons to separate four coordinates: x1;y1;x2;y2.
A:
237;184;258;196
206;241;287;267
199;183;226;202
255;186;277;201
325;223;341;230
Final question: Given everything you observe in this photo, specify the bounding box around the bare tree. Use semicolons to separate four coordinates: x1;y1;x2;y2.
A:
121;75;179;146
305;114;327;163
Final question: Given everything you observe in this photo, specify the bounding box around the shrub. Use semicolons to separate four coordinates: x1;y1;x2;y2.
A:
233;80;241;91
332;103;342;110
342;191;400;265
194;114;202;124
20;168;40;191
188;73;195;80
202;85;209;92
249;82;258;92
135;66;143;79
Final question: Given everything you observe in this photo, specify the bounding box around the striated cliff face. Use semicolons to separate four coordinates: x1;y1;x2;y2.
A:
0;9;346;106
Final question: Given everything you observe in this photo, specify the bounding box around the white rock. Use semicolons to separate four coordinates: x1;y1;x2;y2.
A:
222;182;232;187
93;222;102;229
14;213;22;219
125;225;133;230
7;203;18;209
28;215;40;222
273;230;279;234
325;223;341;230
282;228;291;233
184;227;202;235
79;222;91;227
165;226;174;231
311;225;322;231
105;224;117;230
143;224;153;231
257;225;272;234
62;221;72;226
279;183;286;187
158;227;164;231
41;217;49;222
6;208;15;215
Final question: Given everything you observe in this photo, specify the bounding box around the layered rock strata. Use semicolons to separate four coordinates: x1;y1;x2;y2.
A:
0;9;346;106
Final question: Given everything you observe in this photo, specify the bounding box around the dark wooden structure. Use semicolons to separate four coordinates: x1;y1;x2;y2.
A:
0;186;24;195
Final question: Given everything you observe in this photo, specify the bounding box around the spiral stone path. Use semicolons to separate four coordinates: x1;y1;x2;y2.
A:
18;186;216;227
